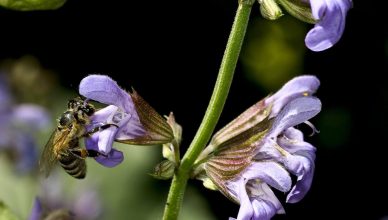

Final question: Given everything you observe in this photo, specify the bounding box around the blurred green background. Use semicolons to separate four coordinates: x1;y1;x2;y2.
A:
0;0;387;219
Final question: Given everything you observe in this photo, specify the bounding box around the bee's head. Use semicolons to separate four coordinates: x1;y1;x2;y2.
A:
67;97;84;110
80;103;95;116
67;97;95;116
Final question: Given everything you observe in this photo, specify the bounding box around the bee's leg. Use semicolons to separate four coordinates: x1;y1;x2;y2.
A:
68;149;89;159
69;148;107;159
83;123;119;137
86;149;107;158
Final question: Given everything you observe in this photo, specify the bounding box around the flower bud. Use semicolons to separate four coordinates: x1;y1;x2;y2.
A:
150;160;175;180
258;0;283;20
277;0;316;24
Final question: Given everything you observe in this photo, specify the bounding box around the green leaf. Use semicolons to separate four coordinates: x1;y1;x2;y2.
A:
0;0;66;11
0;201;20;220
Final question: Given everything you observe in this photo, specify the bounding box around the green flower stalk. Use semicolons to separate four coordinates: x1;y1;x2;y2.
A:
162;0;255;219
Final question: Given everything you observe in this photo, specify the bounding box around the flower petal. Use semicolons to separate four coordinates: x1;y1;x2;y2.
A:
278;127;316;160
277;129;316;203
286;161;315;203
269;97;321;138
28;198;42;220
85;125;117;155
12;104;50;129
94;148;124;167
89;105;119;126
242;161;291;192
97;126;118;154
265;76;320;118
235;179;254;220
79;75;134;112
305;0;352;51
250;183;285;220
251;199;278;220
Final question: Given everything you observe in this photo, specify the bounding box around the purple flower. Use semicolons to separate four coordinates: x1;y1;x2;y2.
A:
305;0;353;51
198;76;321;220
0;76;50;173
28;198;43;220
79;75;173;167
29;176;102;220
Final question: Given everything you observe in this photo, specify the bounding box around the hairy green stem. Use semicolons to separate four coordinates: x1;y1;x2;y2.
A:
162;2;253;220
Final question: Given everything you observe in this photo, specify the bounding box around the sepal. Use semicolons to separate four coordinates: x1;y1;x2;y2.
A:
117;90;174;145
258;0;284;20
278;0;316;24
150;160;175;180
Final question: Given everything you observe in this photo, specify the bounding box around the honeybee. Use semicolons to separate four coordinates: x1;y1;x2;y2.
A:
39;97;105;179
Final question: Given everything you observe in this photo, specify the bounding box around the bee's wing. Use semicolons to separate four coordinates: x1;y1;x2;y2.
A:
39;128;70;177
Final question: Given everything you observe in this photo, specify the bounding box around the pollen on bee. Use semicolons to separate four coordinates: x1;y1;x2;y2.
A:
81;149;89;158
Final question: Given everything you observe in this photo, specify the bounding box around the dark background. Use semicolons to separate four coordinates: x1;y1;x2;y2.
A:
1;0;387;219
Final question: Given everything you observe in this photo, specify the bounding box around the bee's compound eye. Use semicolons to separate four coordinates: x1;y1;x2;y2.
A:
59;113;73;126
68;100;75;109
81;105;95;116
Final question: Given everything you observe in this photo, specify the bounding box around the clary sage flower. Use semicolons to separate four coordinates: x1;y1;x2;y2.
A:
79;75;173;167
258;0;353;51
305;0;353;51
194;76;321;220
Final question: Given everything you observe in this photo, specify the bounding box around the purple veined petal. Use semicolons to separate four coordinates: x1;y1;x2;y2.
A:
94;148;124;167
276;130;316;203
97;126;118;154
265;76;320;118
89;105;119;126
234;178;254;220
28;197;42;220
250;183;284;220
278;128;316;160
79;75;134;113
111;109;146;140
269;97;321;138
12;104;50;129
85;127;124;167
115;116;146;140
309;0;326;19
305;0;353;51
85;133;99;151
255;136;316;203
286;161;315;203
251;199;278;220
241;161;291;192
282;127;303;142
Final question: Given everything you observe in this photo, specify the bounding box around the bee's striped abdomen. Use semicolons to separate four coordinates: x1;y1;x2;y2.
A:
58;153;86;179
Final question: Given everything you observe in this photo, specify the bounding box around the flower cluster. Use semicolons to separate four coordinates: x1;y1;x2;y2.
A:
195;76;321;219
29;175;102;220
79;75;174;167
0;74;49;173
